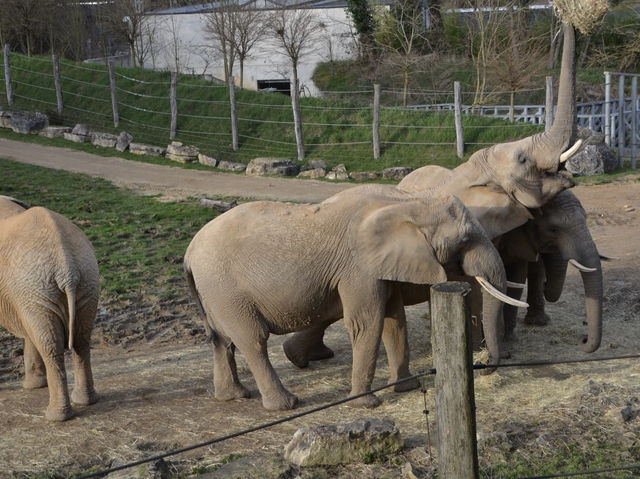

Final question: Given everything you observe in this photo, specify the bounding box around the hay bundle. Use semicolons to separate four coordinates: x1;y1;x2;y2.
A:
554;0;609;34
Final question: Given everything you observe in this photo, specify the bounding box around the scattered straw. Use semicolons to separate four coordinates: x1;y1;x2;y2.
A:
554;0;609;34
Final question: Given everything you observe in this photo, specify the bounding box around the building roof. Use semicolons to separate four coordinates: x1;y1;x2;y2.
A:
150;0;391;15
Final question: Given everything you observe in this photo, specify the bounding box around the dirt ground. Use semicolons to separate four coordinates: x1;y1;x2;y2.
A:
1;139;640;478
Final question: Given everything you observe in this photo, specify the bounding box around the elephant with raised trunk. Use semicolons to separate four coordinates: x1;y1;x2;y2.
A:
0;198;100;421
184;192;525;411
499;190;603;352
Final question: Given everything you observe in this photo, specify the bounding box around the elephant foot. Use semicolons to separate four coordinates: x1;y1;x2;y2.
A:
261;390;298;411
524;311;551;326
23;374;47;390
71;388;99;406
307;342;335;362
347;393;381;409
283;338;335;369
392;376;420;393
215;383;251;402
45;404;74;422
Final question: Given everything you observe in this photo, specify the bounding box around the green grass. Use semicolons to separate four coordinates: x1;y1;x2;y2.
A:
1;157;218;304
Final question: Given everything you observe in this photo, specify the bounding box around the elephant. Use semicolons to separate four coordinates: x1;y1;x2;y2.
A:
498;190;603;352
283;22;582;368
0;202;100;421
0;195;31;219
184;192;526;410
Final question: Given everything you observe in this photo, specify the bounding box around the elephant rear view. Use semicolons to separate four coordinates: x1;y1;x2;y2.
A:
0;205;100;421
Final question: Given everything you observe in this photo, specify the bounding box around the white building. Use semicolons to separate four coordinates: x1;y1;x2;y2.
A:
144;0;369;96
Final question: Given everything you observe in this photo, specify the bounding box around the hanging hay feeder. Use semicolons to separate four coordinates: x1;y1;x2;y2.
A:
554;0;609;34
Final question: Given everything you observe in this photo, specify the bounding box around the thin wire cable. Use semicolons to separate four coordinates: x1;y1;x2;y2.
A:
74;371;433;479
60;75;110;88
11;66;52;78
116;87;167;99
13;93;57;106
61;89;111;103
474;353;640;371
115;71;171;85
12;80;56;92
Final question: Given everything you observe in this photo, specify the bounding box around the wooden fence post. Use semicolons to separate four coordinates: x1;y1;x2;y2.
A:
170;71;178;140
52;54;63;116
631;76;637;169
229;75;238;151
545;76;553;132
618;74;626;167
454;81;464;159
291;77;304;161
3;44;14;106
604;71;611;146
373;83;380;159
431;281;479;479
107;61;119;128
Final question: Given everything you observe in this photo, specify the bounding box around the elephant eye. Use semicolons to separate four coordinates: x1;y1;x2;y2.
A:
518;155;528;164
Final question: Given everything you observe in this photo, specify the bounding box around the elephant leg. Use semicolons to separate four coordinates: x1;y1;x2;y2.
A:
524;260;550;326
70;340;98;407
28;317;73;421
381;291;419;393
23;337;47;390
283;321;336;369
504;261;528;340
211;331;250;401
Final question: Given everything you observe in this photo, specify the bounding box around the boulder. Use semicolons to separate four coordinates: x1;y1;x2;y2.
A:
198;153;219;168
199;198;237;212
9;110;49;134
0;110;11;128
166;141;199;163
116;131;134;152
284;418;403;467
64;123;91;143
325;164;349;181
129;142;166;157
350;171;381;180
308;159;328;170
246;158;301;176
565;144;618;176
383;167;413;180
298;168;326;179
39;126;71;139
218;160;247;172
91;132;118;148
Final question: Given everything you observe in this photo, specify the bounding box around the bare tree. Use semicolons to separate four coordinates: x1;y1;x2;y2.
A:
1;0;55;56
203;1;238;83
234;8;266;89
101;0;153;67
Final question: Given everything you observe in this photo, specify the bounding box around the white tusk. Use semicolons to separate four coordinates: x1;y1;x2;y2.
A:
475;276;529;308
599;253;618;261
569;259;597;272
559;139;583;163
506;280;526;289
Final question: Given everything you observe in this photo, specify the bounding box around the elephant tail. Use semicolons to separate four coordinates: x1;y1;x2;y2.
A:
65;285;77;350
184;261;215;343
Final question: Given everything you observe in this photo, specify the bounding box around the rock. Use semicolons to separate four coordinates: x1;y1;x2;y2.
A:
105;458;170;478
198;153;219;168
72;123;91;137
64;123;91;143
129;143;166;157
39;126;71;138
578;126;606;145
64;132;90;143
166;141;200;163
308;159;328;170
0;109;12;128
9;110;49;134
383;167;413;180
565;144;618;176
284;418;403;467
198;455;292;479
298;168;326;179
200;198;237;212
91;132;118;148
116;131;134;152
325;164;349;181
350;171;381;180
218;160;247;172
246;158;300;176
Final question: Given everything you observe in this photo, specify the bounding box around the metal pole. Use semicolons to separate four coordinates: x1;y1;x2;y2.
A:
454;81;464;159
604;71;611;146
373;83;380;159
631;76;637;169
4;44;13;106
52;54;63;116
618;74;626;167
170;71;178;140
229;75;238;151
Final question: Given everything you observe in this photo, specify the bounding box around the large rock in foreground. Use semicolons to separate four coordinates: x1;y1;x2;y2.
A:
9;110;49;134
284;418;403;467
246;158;300;176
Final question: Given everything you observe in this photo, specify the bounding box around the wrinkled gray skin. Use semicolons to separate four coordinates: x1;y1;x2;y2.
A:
498;190;602;352
285;23;580;369
0;197;100;421
184;192;508;410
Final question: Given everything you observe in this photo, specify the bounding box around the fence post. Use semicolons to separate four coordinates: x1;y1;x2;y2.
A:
431;281;479;479
291;77;305;161
52;54;63;116
631;76;637;169
229;75;238;151
373;83;380;159
604;72;611;146
454;81;464;159
3;44;14;106
545;76;553;132
618;74;626;167
107;61;119;128
170;71;178;140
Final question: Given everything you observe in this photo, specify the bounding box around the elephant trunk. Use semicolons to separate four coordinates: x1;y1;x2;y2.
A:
579;258;603;353
542;252;568;302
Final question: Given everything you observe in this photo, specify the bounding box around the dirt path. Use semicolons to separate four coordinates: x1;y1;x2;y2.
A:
1;138;640;478
0;138;352;203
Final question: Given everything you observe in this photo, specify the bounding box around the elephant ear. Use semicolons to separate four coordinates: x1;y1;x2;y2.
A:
356;203;448;285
